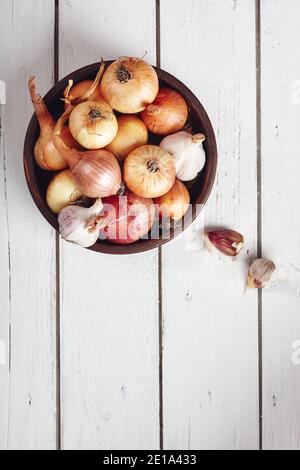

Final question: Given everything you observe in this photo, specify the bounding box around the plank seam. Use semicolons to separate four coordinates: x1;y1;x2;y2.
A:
255;0;263;451
1;99;12;450
54;0;62;452
156;0;163;451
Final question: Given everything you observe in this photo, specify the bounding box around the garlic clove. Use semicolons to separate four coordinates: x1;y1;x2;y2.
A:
247;258;277;289
204;229;244;257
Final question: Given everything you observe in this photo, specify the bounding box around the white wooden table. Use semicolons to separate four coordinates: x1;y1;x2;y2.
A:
1;0;300;450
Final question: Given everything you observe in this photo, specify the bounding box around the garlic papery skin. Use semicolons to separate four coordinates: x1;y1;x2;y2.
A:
248;258;277;289
204;229;244;257
58;199;103;248
160;131;206;182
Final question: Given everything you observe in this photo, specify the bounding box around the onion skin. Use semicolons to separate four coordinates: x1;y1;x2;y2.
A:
99;191;156;244
71;151;121;198
140;88;188;135
46;169;82;214
34;136;67;171
154;179;190;221
61;126;84;150
69;100;118;149
100;57;159;114
124;145;176;199
64;80;102;109
106;115;148;161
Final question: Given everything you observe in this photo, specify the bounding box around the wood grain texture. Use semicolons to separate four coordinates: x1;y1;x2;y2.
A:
0;0;57;450
58;0;159;450
261;0;300;450
160;0;259;450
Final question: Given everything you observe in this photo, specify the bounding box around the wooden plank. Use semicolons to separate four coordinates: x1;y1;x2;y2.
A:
160;0;259;450
0;0;57;450
58;0;159;450
261;0;300;450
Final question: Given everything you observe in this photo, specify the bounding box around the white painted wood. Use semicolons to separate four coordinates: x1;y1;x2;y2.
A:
261;0;300;450
59;0;159;450
160;0;259;450
0;0;57;450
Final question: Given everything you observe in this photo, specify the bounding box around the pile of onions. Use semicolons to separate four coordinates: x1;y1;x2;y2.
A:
141;88;188;135
124;145;176;198
69;99;118;149
53;107;122;198
106;115;148;161
46;169;82;214
100;57;159;113
154;179;190;221
98;190;156;244
29;56;209;249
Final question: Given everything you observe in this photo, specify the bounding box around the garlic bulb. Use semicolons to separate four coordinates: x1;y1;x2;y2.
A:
160;131;206;181
58;199;103;248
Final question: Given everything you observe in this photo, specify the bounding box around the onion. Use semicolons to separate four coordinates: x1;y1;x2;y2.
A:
124;145;176;199
140;88;188;135
60;125;83;150
98;190;156;244
46;169;82;214
28;77;67;170
154;179;190;221
53;108;122;198
106;115;148;161
69;100;118;149
63;79;102;109
100;57;159;113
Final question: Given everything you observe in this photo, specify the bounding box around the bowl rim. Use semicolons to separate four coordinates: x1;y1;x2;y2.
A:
23;60;218;255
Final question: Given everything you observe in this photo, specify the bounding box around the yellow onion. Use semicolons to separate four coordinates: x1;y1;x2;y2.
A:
54;108;122;198
106;115;148;161
154;179;190;221
100;57;159;113
29;77;67;170
124;145;176;198
64;79;102;109
46;169;82;214
69;100;118;149
141;88;188;135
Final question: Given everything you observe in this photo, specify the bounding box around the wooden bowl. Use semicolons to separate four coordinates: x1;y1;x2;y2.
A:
24;61;217;255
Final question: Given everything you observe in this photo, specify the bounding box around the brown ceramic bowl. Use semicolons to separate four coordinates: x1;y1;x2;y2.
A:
24;61;217;255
